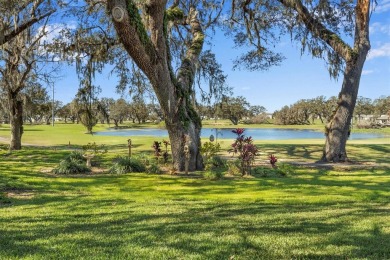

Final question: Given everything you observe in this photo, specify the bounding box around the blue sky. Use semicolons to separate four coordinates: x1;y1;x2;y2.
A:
54;1;390;113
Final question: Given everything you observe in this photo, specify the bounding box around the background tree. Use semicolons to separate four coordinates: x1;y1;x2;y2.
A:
23;81;50;124
216;96;250;125
0;1;57;149
129;96;148;124
373;96;390;116
57;103;70;123
0;90;8;123
0;0;54;46
230;0;372;162
75;86;99;134
354;96;374;122
110;98;129;127
147;102;163;122
97;97;115;124
248;105;267;117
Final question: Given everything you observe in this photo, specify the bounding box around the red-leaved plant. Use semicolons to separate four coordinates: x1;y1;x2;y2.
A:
230;128;259;175
269;154;277;168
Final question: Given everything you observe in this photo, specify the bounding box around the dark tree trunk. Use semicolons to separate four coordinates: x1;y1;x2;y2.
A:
277;0;370;162
8;94;24;150
113;119;119;128
322;54;368;162
321;1;370;162
230;116;239;125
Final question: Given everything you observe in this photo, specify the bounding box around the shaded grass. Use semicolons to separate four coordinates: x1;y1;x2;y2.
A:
0;147;390;259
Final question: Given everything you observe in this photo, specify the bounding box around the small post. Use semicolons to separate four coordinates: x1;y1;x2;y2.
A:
183;135;191;174
184;144;190;174
127;139;132;158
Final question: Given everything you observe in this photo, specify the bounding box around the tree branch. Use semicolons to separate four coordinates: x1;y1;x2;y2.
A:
278;0;353;62
107;0;158;82
1;10;55;46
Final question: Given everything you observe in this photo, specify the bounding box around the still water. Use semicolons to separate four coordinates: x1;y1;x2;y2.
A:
95;128;386;140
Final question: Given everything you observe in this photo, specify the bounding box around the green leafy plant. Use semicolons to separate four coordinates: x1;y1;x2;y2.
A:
82;142;107;155
53;158;91;174
226;160;242;176
201;141;221;163
146;163;162;174
276;163;296;176
252;166;271;177
109;156;146;174
136;153;152;166
65;150;85;162
205;155;226;171
203;169;223;180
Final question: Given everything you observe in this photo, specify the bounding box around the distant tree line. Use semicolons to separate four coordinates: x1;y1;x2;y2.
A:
1;92;388;128
273;95;390;125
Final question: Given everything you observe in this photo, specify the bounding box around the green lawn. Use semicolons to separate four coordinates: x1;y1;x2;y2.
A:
0;123;389;259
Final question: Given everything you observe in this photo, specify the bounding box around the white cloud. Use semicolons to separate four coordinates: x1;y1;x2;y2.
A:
375;0;390;13
37;22;77;44
362;70;374;75
367;43;390;60
370;22;390;36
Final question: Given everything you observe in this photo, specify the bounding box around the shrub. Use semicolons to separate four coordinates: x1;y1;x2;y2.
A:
205;155;226;170
203;170;223;180
146;163;162;174
136;153;152;166
226;160;242;176
109;156;146;174
53;158;91;174
276;163;296;176
201;141;221;162
252;166;271;177
65;151;85;163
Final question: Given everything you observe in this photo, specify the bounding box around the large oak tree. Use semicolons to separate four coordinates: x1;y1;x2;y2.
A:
106;0;224;171
230;0;372;162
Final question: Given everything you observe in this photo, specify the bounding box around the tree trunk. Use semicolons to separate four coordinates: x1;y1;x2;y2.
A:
322;55;367;162
107;0;205;171
8;94;24;150
321;0;370;162
277;0;370;162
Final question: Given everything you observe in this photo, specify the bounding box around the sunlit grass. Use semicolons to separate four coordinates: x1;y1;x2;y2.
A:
0;148;389;259
0;122;389;259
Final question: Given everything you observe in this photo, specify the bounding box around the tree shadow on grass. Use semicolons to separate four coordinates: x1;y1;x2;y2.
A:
0;194;389;259
1;150;389;259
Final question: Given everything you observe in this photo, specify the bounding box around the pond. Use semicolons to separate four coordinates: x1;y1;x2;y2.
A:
95;128;386;140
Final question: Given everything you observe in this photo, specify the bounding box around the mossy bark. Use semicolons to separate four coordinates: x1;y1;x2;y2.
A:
107;0;204;170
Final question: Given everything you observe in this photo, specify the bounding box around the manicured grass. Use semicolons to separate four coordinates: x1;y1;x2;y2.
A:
0;147;389;259
0;123;389;259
